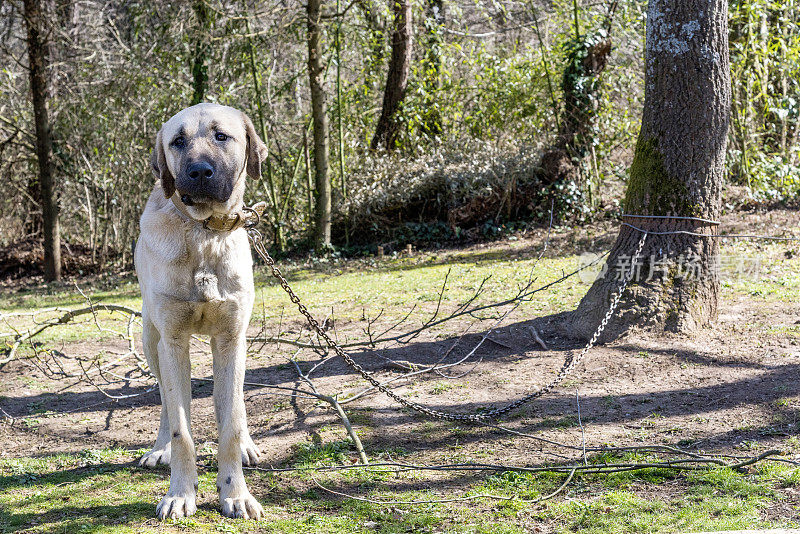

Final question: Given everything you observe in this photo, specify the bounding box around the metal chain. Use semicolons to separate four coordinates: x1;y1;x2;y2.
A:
247;227;648;423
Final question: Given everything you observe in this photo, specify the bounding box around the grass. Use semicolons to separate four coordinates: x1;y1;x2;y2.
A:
1;446;798;533
4;236;799;349
1;246;589;351
720;242;800;302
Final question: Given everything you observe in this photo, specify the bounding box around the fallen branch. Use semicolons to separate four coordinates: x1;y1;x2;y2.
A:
0;304;141;366
248;449;782;477
289;351;369;465
247;449;782;507
529;326;548;350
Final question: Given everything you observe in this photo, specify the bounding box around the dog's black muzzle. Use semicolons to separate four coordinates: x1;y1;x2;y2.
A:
176;161;233;204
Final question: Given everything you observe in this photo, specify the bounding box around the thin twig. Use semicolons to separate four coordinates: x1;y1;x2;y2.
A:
247;450;782;484
576;390;587;466
310;467;576;505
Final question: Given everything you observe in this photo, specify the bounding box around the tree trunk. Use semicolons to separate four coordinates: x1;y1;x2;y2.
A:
190;0;213;105
370;0;412;150
24;0;61;281
567;0;731;341
335;0;346;200
307;0;331;249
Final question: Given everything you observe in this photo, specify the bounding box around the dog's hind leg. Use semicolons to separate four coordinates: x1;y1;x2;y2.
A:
155;332;198;519
139;316;172;467
212;334;263;519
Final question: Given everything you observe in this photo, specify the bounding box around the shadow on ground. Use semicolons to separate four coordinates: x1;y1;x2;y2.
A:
3;305;798;459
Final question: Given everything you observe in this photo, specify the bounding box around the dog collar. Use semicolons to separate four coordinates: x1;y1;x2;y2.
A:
170;194;267;232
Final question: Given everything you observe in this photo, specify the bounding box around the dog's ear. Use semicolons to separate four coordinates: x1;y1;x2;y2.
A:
151;129;175;198
242;112;268;180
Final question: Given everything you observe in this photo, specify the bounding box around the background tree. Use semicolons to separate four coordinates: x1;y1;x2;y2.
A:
539;4;615;192
420;0;444;138
371;0;412;150
23;0;60;281
190;0;214;105
567;0;731;340
357;0;387;92
307;0;331;249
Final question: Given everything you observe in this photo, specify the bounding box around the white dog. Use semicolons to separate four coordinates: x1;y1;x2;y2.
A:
135;103;266;520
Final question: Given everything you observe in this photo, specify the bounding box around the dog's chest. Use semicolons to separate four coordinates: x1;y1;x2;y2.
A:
178;230;254;329
183;268;252;335
192;270;225;302
188;236;251;299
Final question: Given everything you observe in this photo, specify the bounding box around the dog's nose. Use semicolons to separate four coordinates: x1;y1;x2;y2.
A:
187;162;214;181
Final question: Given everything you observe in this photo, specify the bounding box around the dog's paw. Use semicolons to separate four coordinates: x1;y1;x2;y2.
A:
156;493;197;520
221;491;263;520
241;435;261;466
139;444;171;468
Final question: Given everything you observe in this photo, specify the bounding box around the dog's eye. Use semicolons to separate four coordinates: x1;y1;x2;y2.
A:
215;132;228;142
171;136;186;149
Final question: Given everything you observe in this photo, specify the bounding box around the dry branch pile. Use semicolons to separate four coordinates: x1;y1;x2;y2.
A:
336;142;553;248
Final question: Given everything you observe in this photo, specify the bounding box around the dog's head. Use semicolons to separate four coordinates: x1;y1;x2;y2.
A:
151;103;267;220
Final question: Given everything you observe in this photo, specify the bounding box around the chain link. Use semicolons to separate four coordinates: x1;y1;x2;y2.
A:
248;228;648;423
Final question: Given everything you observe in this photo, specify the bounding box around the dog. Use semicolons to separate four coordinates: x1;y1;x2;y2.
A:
135;103;267;520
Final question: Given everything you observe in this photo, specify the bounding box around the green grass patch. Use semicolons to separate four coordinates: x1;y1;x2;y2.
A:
3;238;800;349
1;447;799;533
1;250;588;347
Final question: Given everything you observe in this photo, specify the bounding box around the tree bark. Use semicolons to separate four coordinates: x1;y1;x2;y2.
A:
307;0;331;249
370;0;412;150
24;0;61;281
567;0;731;341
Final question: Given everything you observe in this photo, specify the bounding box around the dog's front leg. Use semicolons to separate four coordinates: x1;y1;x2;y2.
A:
139;316;172;467
212;335;263;520
155;334;198;520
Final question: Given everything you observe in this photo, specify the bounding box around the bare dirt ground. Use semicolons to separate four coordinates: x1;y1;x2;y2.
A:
1;208;799;513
